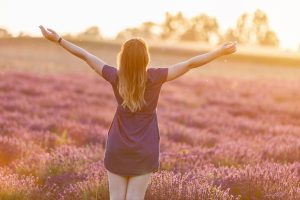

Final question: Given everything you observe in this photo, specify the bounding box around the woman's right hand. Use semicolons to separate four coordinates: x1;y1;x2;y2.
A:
39;25;60;43
219;41;237;55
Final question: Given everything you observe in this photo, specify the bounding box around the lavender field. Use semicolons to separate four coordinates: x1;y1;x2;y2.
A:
0;39;300;200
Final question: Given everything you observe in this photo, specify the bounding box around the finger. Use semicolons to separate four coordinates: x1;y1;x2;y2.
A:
232;41;237;46
225;42;232;46
47;28;53;32
39;25;47;32
40;29;47;37
39;26;51;39
39;26;48;35
47;28;57;35
226;44;234;48
229;42;235;46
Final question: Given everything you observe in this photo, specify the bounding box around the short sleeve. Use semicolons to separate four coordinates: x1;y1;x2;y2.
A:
102;64;117;85
149;67;168;84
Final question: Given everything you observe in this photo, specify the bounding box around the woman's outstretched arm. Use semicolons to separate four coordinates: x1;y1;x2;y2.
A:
166;42;237;82
39;25;105;76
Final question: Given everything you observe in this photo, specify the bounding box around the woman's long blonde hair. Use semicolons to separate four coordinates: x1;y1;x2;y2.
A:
117;37;150;112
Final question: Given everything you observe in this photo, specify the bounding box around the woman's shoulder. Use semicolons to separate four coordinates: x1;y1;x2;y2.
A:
147;66;168;84
102;64;118;84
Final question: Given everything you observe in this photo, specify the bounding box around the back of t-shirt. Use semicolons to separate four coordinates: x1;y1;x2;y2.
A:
102;64;168;113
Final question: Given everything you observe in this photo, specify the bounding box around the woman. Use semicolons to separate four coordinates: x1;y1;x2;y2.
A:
39;25;237;200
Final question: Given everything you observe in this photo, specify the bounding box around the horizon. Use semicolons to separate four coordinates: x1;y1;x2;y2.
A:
0;0;299;51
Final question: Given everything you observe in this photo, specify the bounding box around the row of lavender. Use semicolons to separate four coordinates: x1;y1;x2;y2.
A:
0;71;299;199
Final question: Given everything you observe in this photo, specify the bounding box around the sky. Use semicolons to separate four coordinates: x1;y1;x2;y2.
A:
0;0;299;51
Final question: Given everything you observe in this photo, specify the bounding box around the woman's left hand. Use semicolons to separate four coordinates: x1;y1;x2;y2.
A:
219;41;237;56
39;25;60;43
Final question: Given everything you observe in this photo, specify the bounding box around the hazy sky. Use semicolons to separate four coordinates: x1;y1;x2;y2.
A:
0;0;299;50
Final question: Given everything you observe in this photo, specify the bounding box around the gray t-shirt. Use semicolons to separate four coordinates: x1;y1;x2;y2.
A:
102;64;168;176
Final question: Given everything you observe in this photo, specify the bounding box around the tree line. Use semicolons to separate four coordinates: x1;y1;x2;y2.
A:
116;9;280;48
0;9;299;51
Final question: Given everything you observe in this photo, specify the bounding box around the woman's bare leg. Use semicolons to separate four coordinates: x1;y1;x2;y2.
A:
107;170;129;200
125;172;152;200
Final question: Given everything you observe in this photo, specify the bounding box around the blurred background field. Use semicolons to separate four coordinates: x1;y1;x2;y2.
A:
0;1;300;200
1;37;300;81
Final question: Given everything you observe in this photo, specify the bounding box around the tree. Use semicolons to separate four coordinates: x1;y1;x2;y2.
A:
253;9;279;47
222;9;279;47
139;21;161;39
159;11;188;40
222;12;253;44
116;27;142;40
116;21;161;40
259;30;279;47
17;31;31;38
76;26;102;41
0;28;12;38
180;13;220;43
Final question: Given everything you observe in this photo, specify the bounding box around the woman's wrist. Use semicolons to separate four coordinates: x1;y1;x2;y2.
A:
57;36;62;44
214;47;224;57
